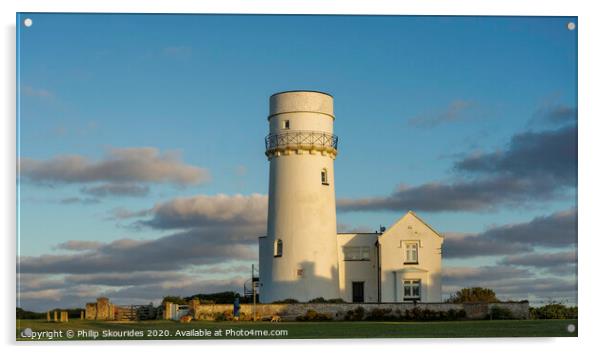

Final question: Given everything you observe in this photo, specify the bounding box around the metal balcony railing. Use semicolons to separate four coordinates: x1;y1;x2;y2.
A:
265;130;338;152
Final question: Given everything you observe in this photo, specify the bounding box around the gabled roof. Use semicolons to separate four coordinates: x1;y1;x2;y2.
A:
407;210;444;239
380;210;444;239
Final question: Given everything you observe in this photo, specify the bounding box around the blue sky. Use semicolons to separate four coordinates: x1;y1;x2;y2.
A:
17;14;577;310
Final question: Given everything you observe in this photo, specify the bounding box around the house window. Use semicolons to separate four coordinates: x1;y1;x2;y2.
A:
403;280;421;301
343;246;371;261
282;120;290;129
321;169;329;185
274;239;283;257
405;242;418;264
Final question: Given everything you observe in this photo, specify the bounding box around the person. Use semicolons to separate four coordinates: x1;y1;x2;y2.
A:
233;295;240;321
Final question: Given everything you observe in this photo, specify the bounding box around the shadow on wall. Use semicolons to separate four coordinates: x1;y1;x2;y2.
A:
264;261;340;302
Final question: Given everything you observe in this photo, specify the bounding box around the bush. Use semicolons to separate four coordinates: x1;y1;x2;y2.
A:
490;306;513;320
366;308;395;320
308;297;347;304
296;309;332;321
530;302;578;319
272;298;299;304
446;287;500;303
344;306;365;321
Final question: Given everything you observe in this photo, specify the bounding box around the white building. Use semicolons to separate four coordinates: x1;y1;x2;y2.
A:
259;91;443;303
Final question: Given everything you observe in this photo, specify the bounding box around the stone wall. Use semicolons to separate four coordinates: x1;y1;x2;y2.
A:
85;297;115;320
190;302;529;321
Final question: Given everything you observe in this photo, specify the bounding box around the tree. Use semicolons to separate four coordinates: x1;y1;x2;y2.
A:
446;287;499;303
161;296;188;305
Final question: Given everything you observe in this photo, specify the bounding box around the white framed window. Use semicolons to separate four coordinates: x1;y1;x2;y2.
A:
274;239;283;257
343;246;371;261
405;242;418;264
282;120;290;129
321;168;329;185
403;279;421;301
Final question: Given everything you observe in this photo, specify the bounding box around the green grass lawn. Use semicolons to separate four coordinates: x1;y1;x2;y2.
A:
16;319;577;341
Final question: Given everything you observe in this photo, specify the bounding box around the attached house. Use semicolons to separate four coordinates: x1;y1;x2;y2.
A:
336;211;444;303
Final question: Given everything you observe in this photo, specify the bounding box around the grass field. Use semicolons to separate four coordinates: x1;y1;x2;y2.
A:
16;319;577;340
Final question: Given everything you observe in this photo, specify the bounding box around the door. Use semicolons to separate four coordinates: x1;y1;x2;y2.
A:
352;281;365;303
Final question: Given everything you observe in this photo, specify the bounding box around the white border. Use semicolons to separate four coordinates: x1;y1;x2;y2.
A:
2;0;600;353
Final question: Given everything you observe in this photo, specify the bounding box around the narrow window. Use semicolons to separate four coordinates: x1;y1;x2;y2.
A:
282;120;290;129
405;242;418;264
403;280;421;301
321;169;329;185
274;239;283;257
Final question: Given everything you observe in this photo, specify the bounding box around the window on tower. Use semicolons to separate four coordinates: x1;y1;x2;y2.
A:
282;120;290;129
274;239;283;257
321;169;329;185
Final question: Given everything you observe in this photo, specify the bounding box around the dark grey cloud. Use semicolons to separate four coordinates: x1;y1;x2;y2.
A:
20;147;209;186
55;240;103;251
19;225;261;275
339;175;563;213
338;123;576;213
408;100;478;128
443;265;534;285
444;209;577;258
141;193;268;230
499;251;577;275
18;274;247;311
80;183;150;197
455;124;577;185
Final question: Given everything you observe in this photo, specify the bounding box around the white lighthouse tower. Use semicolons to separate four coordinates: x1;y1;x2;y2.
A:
259;90;341;302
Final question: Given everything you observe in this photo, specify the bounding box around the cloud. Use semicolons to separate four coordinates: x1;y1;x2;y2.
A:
443;265;534;284
443;208;577;258
530;103;577;127
21;85;54;99
18;273;247;311
55;240;103;251
338;175;564;213
80;183;150;197
454;124;577;185
499;251;577;276
442;266;577;303
20;226;259;275
20;147;209;186
141;193;268;230
408;100;478;128
338;123;576;213
59;197;100;205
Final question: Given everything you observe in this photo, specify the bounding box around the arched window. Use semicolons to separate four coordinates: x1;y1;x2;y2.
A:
321;168;329;185
274;239;283;257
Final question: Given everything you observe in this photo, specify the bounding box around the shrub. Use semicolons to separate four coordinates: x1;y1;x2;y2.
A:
489;306;513;320
344;306;365;321
446;287;500;303
530;302;578;319
296;309;333;321
366;308;395;321
326;298;346;303
272;298;299;304
308;297;327;303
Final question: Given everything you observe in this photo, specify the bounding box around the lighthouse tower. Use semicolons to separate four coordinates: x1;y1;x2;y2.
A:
259;91;341;302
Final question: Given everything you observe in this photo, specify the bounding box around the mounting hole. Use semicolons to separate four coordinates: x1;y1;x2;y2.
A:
567;22;576;31
567;324;576;333
23;18;33;27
